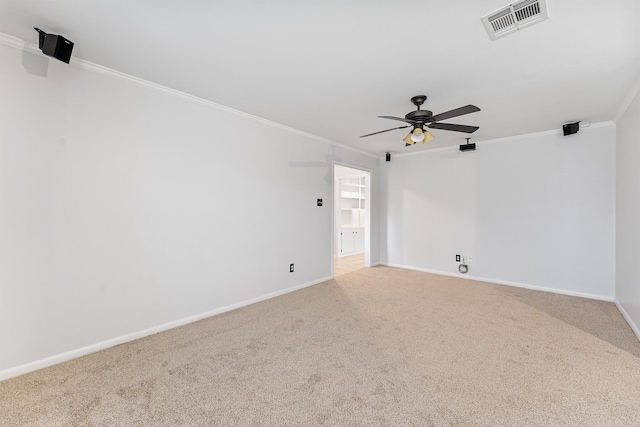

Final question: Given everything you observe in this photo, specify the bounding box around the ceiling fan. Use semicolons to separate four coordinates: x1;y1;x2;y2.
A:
361;95;480;146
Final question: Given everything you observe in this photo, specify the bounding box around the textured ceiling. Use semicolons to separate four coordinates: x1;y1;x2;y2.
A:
1;0;638;156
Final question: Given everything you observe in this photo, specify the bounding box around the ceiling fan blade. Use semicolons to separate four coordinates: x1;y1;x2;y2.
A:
428;123;479;133
379;115;416;124
360;125;410;138
430;105;480;122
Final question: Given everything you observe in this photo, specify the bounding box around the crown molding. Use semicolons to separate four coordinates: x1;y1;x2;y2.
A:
0;31;25;50
385;121;615;160
0;31;377;159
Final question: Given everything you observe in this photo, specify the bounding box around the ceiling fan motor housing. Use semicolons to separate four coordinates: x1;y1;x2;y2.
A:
405;110;433;123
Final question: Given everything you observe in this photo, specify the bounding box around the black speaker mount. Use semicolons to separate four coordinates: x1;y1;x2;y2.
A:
34;28;74;64
459;137;476;152
563;121;580;136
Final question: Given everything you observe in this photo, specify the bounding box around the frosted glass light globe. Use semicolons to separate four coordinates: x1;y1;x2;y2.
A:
411;129;425;143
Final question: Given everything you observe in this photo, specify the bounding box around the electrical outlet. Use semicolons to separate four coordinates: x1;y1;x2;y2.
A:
290;264;294;273
456;254;461;262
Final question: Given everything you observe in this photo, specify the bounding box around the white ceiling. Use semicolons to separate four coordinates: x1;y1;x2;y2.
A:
1;0;638;156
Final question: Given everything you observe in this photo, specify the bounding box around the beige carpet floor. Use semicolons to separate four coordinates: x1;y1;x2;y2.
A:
1;266;640;426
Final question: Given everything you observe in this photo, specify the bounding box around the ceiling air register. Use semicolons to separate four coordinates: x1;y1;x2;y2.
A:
482;0;549;40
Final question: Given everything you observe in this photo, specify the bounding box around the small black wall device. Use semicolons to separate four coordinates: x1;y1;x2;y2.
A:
35;28;74;64
563;121;580;136
385;152;391;162
459;143;476;152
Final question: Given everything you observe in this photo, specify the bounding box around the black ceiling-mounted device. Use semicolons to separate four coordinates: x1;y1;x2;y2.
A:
563;121;580;136
385;152;391;162
459;138;476;152
360;95;480;146
35;28;74;63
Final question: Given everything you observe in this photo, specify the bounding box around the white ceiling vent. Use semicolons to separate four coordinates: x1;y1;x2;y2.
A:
482;0;549;40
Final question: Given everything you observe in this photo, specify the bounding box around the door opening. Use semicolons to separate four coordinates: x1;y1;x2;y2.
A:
333;164;371;277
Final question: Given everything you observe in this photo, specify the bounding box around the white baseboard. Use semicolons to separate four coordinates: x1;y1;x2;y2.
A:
380;263;614;302
0;276;331;382
614;299;640;342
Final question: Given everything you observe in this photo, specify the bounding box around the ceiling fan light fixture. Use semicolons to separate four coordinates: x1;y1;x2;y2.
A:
422;130;435;143
403;132;416;145
410;128;425;143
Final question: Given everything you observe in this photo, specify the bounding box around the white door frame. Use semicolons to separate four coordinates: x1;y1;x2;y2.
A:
332;161;372;276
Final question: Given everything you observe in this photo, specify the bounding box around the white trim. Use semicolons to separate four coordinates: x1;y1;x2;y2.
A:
0;32;23;50
614;299;640;342
385;121;616;160
614;75;640;124
0;31;376;160
380;262;614;302
333;162;374;175
0;275;331;382
384;145;456;159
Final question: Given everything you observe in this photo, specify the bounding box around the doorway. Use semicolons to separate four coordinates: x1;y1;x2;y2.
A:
333;164;371;276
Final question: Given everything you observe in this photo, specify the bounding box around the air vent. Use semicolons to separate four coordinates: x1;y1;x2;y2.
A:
482;0;549;40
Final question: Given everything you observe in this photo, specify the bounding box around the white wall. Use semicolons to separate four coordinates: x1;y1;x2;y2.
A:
0;41;379;377
616;86;640;339
381;124;616;300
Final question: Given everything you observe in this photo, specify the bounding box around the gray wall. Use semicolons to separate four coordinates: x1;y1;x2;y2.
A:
0;43;379;377
381;125;616;300
616;86;640;339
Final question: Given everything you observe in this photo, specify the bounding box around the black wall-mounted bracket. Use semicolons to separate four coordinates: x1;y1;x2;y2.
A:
459;137;476;152
34;27;74;64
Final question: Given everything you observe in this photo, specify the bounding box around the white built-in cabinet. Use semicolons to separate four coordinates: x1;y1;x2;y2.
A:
340;227;364;255
338;176;365;256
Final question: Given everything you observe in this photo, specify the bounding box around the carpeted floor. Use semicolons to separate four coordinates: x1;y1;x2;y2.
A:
1;266;640;426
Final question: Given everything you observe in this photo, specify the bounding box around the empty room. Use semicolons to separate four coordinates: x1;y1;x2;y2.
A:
1;0;639;425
